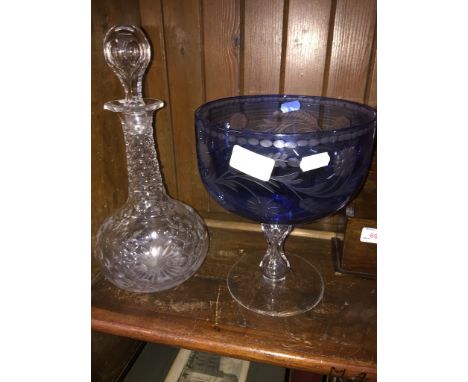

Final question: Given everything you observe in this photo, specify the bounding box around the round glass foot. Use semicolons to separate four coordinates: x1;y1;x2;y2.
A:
227;252;324;317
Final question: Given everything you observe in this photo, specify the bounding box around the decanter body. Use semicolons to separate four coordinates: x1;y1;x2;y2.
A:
95;25;208;293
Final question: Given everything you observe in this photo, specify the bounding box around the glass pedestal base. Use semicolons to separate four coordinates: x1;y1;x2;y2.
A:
227;252;325;317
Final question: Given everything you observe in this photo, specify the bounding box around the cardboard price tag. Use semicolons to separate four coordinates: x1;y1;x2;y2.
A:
299;152;330;172
229;145;275;181
360;227;377;244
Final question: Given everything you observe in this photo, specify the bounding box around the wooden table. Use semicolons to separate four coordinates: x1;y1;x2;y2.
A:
92;226;376;381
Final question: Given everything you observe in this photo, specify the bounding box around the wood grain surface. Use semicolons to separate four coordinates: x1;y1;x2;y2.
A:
92;228;377;381
202;0;240;102
139;0;178;198
199;208;347;238
325;0;377;103
243;0;284;94
341;217;377;275
283;0;332;95
202;0;241;213
92;331;144;382
367;54;377;108
162;0;210;212
349;150;377;220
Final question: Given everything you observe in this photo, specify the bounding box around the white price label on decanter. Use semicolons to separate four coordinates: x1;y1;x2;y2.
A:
360;227;377;244
299;152;330;172
229;145;275;181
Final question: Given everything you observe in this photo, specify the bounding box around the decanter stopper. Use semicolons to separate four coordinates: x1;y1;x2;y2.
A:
103;25;150;105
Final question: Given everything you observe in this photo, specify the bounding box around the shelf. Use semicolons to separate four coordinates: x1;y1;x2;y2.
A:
92;226;376;381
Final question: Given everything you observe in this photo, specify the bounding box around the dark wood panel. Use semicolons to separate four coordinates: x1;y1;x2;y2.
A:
283;0;332;95
350;150;376;220
341;218;377;275
325;0;376;103
367;55;377;108
92;331;144;382
364;21;377;109
139;0;178;198
162;0;210;212
243;0;285;94
202;0;241;213
92;227;376;380
202;0;240;101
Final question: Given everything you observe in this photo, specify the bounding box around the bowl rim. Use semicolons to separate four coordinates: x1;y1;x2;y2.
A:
195;94;376;137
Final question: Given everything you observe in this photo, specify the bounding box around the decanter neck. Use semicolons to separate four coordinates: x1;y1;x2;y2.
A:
117;111;168;203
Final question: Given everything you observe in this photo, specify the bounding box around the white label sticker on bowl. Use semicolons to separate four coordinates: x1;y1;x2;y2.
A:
229;145;275;181
360;227;377;244
299;152;330;172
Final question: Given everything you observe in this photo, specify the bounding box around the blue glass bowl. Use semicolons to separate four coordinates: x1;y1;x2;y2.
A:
195;95;376;317
195;95;376;225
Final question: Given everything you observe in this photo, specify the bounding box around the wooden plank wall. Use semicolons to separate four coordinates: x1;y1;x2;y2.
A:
92;0;377;248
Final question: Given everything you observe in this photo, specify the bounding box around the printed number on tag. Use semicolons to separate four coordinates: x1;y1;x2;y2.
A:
360;227;377;244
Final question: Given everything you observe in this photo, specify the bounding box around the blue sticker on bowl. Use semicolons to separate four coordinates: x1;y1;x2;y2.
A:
280;100;300;113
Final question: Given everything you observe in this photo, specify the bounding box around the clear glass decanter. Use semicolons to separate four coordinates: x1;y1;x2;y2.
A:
95;25;209;293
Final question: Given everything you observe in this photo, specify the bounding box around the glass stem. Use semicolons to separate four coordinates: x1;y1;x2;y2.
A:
259;224;292;282
118;111;168;204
